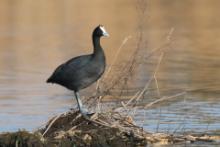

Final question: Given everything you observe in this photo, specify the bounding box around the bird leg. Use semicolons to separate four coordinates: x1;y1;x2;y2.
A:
74;92;89;115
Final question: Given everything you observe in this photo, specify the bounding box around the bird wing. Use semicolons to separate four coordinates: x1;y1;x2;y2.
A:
65;54;92;70
47;54;92;83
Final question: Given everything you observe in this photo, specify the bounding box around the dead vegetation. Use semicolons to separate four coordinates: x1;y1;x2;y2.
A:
0;110;219;147
0;14;218;147
39;110;220;147
0;1;220;147
0;7;217;147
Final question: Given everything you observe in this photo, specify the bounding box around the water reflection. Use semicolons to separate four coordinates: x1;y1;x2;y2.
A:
0;0;220;133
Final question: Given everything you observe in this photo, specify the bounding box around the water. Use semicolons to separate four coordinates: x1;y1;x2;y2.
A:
0;0;220;139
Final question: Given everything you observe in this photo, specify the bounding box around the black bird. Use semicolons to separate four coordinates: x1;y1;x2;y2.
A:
47;25;109;115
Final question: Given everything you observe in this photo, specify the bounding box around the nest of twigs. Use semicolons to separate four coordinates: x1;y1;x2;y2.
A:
39;110;149;147
38;110;220;147
0;109;220;147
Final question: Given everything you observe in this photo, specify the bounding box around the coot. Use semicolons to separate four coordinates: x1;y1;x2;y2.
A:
47;25;109;115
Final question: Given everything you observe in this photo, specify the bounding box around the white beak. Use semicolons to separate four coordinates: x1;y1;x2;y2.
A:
103;32;109;37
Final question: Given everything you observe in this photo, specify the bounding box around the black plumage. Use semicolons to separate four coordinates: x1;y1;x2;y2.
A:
47;25;109;115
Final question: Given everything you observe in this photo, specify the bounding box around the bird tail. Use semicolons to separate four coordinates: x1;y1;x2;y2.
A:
46;77;52;83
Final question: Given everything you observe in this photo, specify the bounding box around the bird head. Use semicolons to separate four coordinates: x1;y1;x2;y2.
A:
93;25;109;37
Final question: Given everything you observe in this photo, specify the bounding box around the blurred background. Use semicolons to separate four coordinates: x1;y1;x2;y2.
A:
0;0;220;133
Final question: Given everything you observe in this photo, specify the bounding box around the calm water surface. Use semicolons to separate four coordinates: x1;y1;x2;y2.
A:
0;0;220;136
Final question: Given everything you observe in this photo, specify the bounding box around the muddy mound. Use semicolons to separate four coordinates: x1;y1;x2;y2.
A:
40;110;148;147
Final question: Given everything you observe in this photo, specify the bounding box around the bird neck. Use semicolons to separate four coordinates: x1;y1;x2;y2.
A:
92;35;103;54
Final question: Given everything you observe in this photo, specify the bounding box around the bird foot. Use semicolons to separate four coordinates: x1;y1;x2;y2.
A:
79;108;94;119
